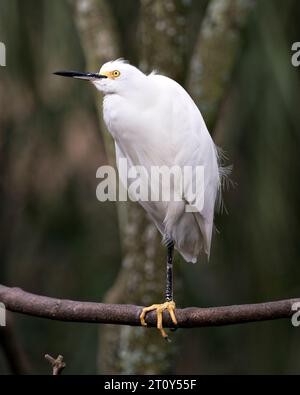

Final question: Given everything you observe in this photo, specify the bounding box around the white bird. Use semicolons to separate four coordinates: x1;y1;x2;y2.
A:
54;59;224;339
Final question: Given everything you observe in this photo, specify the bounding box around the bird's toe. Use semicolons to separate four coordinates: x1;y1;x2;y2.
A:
140;301;177;339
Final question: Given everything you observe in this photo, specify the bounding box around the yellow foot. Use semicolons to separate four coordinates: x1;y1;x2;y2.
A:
140;301;177;340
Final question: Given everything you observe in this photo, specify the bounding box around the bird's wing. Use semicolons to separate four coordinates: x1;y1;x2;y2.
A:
111;74;222;259
149;74;221;255
114;141;166;236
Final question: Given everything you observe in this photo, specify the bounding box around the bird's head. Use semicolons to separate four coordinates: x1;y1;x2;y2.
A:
54;59;146;95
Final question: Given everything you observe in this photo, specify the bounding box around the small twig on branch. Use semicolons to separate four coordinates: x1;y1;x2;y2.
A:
45;354;66;375
0;285;298;329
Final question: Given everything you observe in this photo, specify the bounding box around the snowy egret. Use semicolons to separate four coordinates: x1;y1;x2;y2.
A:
54;59;225;339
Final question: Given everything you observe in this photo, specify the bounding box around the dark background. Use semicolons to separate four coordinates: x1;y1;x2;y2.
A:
0;0;300;374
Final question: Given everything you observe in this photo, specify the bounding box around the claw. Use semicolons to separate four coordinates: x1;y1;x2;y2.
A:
139;301;177;339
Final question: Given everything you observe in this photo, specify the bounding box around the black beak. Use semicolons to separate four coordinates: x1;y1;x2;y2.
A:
53;71;107;80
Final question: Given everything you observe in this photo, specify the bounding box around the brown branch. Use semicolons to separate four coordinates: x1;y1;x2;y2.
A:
0;285;298;329
45;354;66;375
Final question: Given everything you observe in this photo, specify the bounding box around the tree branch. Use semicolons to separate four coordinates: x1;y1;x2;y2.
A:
45;354;66;375
0;285;298;329
187;0;255;129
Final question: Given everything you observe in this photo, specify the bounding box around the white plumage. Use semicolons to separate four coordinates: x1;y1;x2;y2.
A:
94;59;221;263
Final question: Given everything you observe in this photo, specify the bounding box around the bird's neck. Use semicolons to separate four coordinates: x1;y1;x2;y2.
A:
105;76;156;107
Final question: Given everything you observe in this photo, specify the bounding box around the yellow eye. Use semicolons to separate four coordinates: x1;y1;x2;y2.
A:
112;70;120;78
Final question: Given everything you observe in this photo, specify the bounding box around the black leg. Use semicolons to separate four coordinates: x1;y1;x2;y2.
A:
139;238;177;338
165;241;174;302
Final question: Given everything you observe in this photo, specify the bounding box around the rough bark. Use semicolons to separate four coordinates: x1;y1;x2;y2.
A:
1;285;298;328
71;0;120;70
71;0;120;162
139;0;193;82
187;0;255;128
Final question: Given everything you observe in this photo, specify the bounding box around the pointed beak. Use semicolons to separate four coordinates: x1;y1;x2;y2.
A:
53;70;107;81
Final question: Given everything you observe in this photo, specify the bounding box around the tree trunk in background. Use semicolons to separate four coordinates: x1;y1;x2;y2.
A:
73;0;206;375
187;0;255;131
140;0;192;82
72;0;120;162
73;0;168;375
100;0;199;375
72;0;255;374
